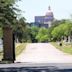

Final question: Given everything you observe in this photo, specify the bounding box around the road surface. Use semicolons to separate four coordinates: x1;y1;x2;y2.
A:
15;43;72;63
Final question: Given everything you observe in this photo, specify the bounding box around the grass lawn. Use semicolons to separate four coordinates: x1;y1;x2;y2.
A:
51;42;72;55
15;43;27;56
0;52;3;61
0;43;27;60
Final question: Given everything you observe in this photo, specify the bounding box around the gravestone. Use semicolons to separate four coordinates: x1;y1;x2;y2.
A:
2;25;15;63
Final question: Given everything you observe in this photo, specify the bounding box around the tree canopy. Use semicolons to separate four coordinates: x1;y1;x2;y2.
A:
36;27;48;42
0;0;21;27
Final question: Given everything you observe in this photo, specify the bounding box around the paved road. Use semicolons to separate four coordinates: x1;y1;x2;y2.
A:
15;43;72;63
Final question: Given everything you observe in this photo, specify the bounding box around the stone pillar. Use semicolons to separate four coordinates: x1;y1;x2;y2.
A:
2;25;15;63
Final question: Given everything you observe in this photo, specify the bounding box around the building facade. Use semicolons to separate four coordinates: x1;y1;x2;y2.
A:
34;6;54;28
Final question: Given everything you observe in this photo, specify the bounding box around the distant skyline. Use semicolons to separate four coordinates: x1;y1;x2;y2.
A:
16;0;72;22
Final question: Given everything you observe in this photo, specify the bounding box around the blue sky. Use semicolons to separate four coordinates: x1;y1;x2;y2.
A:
16;0;72;22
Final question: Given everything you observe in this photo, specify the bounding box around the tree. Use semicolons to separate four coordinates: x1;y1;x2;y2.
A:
14;17;31;42
0;0;22;40
0;0;21;27
36;27;48;42
51;24;64;41
30;26;39;42
51;21;72;42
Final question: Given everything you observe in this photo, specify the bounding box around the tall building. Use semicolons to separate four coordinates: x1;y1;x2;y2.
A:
34;6;54;28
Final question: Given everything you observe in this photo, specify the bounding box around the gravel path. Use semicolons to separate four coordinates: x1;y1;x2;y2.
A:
15;43;72;63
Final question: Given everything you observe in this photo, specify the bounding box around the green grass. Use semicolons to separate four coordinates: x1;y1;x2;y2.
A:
0;43;27;60
15;43;27;56
51;42;72;55
0;48;3;61
0;52;3;61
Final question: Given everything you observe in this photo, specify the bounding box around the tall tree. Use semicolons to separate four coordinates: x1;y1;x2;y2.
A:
36;27;48;42
30;26;39;42
0;0;20;27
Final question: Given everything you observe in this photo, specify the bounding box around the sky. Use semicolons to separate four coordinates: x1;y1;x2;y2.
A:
16;0;72;22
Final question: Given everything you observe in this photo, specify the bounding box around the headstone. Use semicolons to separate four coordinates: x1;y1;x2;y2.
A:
2;25;15;63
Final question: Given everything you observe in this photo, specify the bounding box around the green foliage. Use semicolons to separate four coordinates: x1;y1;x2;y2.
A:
14;17;31;42
30;26;39;42
51;24;64;40
0;28;3;38
0;0;17;5
28;19;72;42
51;21;72;41
31;26;39;37
36;27;48;42
0;0;21;27
0;0;31;42
63;22;72;36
